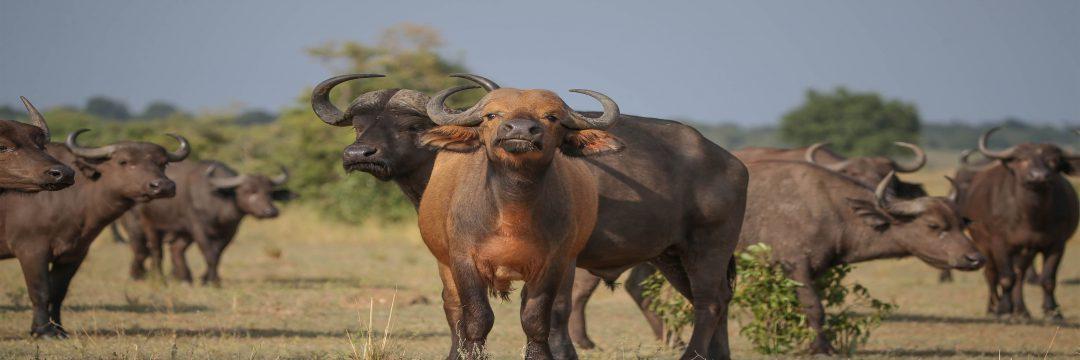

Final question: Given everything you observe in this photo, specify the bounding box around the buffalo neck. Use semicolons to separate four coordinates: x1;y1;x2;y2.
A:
395;160;434;209
73;181;136;231
838;208;909;265
487;157;554;205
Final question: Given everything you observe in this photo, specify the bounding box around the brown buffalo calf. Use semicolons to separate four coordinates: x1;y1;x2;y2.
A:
0;97;75;192
418;83;622;359
0;129;188;338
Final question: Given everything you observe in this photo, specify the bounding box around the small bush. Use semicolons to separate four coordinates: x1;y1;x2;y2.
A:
639;243;897;356
815;264;897;356
640;270;694;346
731;243;812;355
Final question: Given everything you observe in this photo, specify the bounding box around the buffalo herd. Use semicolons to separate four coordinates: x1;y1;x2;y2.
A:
0;74;1076;359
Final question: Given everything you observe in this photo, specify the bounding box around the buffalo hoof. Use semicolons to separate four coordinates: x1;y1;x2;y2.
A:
1045;308;1065;323
31;325;68;340
938;270;954;283
571;337;596;350
808;339;836;355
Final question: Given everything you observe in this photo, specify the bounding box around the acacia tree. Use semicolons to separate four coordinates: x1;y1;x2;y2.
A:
780;87;920;156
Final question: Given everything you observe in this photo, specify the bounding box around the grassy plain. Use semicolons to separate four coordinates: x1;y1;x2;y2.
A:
0;168;1078;359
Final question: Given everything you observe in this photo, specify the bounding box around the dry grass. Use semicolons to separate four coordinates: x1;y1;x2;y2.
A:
0;169;1078;358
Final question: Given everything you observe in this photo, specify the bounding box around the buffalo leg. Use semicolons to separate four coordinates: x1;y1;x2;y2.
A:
437;263;464;360
981;254;1001;315
169;235;194;283
16;250;62;338
546;265;579;360
47;257;85;334
992;248;1016;316
1009;251;1034;319
791;265;833;355
938;269;953;283
624;264;667;344
145;230;165;280
567;269;601;349
128;227;150;280
520;265;570;360
194;236;228;286
1039;245;1065;321
451;258;494;359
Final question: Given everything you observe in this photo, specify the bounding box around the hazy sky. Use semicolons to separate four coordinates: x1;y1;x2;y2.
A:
2;1;1077;125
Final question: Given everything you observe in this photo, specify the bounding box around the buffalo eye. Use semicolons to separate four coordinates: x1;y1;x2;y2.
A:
0;145;10;153
118;160;129;166
484;113;498;121
927;223;941;231
961;217;973;227
408;123;428;132
544;115;559;122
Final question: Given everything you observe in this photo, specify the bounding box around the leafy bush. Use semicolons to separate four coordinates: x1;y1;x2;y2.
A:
639;243;897;356
731;243;812;355
814;264;897;356
639;270;694;347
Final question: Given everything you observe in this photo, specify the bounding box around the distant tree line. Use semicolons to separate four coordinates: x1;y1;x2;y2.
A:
1;23;1074;224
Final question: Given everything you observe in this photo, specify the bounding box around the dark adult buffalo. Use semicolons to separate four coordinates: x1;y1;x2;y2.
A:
0;97;75;192
312;74;747;360
0;129;188;338
419;83;624;359
735;142;929;199
957;127;1078;320
591;162;984;354
113;160;294;286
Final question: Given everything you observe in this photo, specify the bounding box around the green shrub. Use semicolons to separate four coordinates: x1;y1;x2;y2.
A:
639;243;897;356
814;264;897;356
639;270;694;347
731;243;812;355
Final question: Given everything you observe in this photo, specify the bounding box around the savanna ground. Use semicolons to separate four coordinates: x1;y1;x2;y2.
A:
1;161;1079;359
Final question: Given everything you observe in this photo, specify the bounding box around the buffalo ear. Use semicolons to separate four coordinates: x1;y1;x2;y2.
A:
1063;157;1079;176
561;129;625;157
271;189;298;202
847;198;891;231
74;158;101;180
419;126;481;153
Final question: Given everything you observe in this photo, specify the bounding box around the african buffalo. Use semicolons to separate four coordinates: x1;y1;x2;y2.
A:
735;141;929;199
0;97;75;192
0;129;188;338
418;83;627;359
958;127;1078;320
113;160;293;286
594;162;984;354
312;74;747;360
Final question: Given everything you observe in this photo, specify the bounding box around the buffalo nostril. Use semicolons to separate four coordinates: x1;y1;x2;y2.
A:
965;253;985;265
148;181;161;189
45;168;65;180
528;125;541;135
362;148;377;157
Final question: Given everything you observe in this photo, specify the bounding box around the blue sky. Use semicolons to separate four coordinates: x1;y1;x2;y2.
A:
1;0;1077;125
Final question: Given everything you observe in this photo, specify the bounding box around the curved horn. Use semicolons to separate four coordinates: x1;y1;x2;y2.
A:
977;127;1016;160
804;142;830;164
958;149;975;166
426;85;484;126
66;129;117;159
311;74;385;126
563;89;620;130
164;133;190;162
450;73;500;91
945;176;961;203
19;96;49;139
271;165;289;186
892;142;927;173
874;171;896;208
208;174;246;190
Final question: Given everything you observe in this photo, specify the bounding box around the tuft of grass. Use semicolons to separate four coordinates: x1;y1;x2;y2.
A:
347;293;401;360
